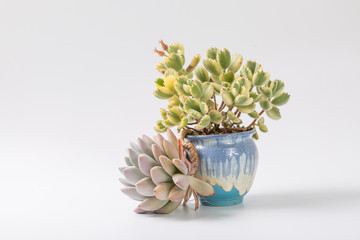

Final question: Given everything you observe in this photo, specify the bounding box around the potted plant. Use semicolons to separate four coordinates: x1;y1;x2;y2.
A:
119;41;290;213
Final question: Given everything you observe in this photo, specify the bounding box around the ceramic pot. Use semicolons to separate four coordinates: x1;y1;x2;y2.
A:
185;129;258;206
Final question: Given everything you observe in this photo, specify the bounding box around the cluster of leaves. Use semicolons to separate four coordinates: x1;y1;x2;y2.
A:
153;41;290;138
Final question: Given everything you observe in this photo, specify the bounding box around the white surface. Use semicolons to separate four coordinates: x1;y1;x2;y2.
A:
1;0;360;239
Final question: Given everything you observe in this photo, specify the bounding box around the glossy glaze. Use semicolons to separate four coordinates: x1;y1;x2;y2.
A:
186;129;258;206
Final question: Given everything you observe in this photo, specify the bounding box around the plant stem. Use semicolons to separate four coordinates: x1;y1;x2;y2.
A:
218;101;226;112
225;127;247;131
236;111;241;118
246;110;265;130
185;126;201;134
213;93;217;110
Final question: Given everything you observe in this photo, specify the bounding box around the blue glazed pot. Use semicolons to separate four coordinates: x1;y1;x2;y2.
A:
185;129;258;206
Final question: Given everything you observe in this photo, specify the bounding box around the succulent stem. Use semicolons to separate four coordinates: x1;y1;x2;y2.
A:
246;110;265;130
213;93;217;110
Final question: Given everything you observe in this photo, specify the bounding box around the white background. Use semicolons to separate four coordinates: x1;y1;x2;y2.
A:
1;0;360;239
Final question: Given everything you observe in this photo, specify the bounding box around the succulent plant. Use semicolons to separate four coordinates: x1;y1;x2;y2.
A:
153;41;290;138
119;128;214;214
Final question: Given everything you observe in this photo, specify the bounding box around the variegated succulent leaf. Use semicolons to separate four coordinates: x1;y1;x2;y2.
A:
152;41;290;136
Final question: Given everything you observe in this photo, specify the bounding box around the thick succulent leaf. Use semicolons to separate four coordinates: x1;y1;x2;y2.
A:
243;67;253;80
127;148;140;168
154;200;181;214
211;74;221;84
234;95;253;106
154;121;167;133
203;59;222;76
199;83;214;102
164;53;183;72
153;133;165;151
188;109;202;119
194;66;210;82
260;99;273;111
151;144;165;163
244;60;262;74
167;128;178;150
119;178;134;187
220;71;235;83
195;115;211;130
121;187;147;201
183;85;191;94
124;157;132;166
216;48;231;70
271;92;290;106
231;81;241;96
227;111;241;124
169;186;186;202
236;102;256;113
206;99;215;109
137;138;154;158
167;97;181;109
153;87;173;99
163;139;179;159
253;132;259;140
153;182;174;200
271;79;285;97
228;54;243;73
164;68;179;77
209;110;223;124
259;86;272;99
211;82;221;94
174;77;191;96
250;92;262;102
129;142;142;153
156;62;167;74
259;123;268;132
220;88;234;105
266;106;281;120
186;54;200;73
186;71;193;79
150;166;172;185
167;108;181;124
138;197;169;211
177;117;188;129
118;167;126;175
123;166;147;184
168;42;184;54
206;47;218;59
155;78;165;88
163;119;176;129
258;117;265;125
134;207;152;214
184;98;201;113
190;81;203;99
172;159;188;175
188;176;215;196
248;111;260;119
253;71;270;86
163;75;176;92
136;177;156;197
138;154;159;176
172;174;189;190
159;156;178;176
200;102;209;115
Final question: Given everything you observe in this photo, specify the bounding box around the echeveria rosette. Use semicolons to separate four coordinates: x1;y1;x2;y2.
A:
119;129;214;214
153;41;290;139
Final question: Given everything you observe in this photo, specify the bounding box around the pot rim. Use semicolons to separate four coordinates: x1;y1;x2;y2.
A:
185;128;256;140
